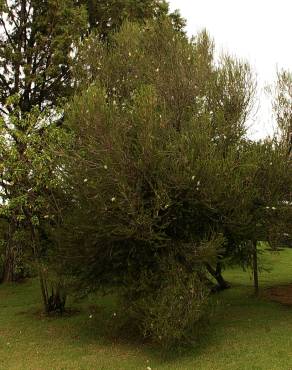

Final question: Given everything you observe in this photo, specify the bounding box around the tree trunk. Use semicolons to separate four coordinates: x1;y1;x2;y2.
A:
2;248;15;283
31;226;66;314
252;240;259;296
38;263;49;313
1;223;16;283
206;262;231;291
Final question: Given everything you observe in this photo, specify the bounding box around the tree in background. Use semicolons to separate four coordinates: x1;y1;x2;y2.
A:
0;0;87;313
272;71;292;157
0;104;70;309
267;71;292;251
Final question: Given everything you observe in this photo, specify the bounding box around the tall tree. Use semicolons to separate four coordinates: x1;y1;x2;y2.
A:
81;0;185;35
0;0;87;288
58;21;266;344
272;71;292;158
0;0;183;311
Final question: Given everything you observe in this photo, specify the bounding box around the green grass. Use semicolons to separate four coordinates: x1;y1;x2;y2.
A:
1;248;292;369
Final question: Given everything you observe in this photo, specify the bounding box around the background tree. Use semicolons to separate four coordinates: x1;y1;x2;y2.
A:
0;102;71;311
272;70;292;157
0;0;86;295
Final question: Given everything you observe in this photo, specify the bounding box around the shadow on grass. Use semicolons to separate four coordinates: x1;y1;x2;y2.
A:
15;294;220;365
4;276;289;367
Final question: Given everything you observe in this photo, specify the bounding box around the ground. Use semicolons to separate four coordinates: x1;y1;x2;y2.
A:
1;248;292;370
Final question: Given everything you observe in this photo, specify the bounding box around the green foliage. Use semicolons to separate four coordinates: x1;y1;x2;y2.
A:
0;0;87;113
271;70;292;157
120;256;209;348
59;20;272;344
0;0;87;286
64;17;291;293
0;103;71;284
0;105;68;224
82;0;185;35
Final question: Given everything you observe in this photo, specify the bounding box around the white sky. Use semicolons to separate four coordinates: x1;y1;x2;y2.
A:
168;0;292;139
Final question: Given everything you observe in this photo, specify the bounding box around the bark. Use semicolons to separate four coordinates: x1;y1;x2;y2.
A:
252;240;259;296
1;223;16;283
31;225;66;314
206;262;231;291
2;249;15;283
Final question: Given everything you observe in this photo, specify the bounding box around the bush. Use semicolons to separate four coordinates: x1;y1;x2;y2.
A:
59;19;291;345
121;257;209;348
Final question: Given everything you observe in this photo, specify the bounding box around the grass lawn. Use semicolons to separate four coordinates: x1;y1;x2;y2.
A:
1;248;292;370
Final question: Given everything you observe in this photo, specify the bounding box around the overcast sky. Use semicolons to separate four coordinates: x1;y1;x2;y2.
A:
168;0;292;139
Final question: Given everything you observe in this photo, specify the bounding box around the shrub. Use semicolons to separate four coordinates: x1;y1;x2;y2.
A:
121;257;209;348
59;19;291;344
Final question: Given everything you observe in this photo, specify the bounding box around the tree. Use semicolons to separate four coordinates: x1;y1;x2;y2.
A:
0;102;70;309
81;0;185;35
272;71;292;157
0;0;182;285
58;20;269;345
215;138;291;294
0;0;86;307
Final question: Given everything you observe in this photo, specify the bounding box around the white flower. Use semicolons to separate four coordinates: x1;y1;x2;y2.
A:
266;206;270;209
272;207;276;210
44;215;49;219
128;52;132;57
111;197;116;202
113;312;117;317
155;67;159;72
83;178;88;183
197;180;201;186
191;176;195;181
89;314;93;319
104;165;108;170
146;367;152;370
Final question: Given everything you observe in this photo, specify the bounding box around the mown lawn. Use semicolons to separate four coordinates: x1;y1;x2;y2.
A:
1;248;292;370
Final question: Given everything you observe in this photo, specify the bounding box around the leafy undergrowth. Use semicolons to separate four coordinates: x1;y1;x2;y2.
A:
1;248;292;369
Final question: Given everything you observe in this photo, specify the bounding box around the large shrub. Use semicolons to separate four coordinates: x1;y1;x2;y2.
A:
59;20;291;344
